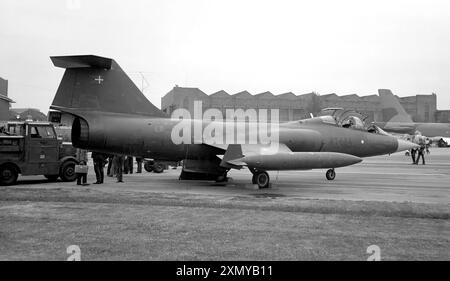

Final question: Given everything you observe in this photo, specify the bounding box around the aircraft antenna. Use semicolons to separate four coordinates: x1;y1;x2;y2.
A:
139;72;150;93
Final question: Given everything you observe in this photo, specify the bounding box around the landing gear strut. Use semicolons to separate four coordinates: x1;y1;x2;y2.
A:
326;169;336;181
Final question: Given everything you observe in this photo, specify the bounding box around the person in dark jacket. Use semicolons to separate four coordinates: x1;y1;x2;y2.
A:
92;152;107;184
124;156;133;174
107;154;115;177
415;144;426;165
113;154;125;183
136;157;143;173
410;148;417;164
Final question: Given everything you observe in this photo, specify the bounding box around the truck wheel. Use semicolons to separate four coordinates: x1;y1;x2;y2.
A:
144;161;154;172
0;165;18;186
153;163;164;173
60;160;77;182
45;175;59;182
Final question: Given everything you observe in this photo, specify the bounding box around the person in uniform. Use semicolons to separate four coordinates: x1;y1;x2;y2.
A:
124;156;129;174
136;157;143;173
415;144;426;165
410;148;417;164
127;156;133;174
76;149;88;164
107;154;115;177
75;149;89;186
75;161;89;186
92;152;107;184
113;154;125;183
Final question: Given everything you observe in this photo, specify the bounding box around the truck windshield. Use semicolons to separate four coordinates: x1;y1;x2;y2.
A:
30;126;56;139
7;124;24;136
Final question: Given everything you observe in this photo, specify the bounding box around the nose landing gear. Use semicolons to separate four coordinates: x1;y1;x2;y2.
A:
326;168;336;180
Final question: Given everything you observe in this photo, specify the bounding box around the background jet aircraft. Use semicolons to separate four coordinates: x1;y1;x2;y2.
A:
49;55;417;189
375;89;450;145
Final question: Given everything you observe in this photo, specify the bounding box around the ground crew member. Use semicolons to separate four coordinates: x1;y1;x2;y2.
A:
113;154;125;183
92;152;107;184
75;149;89;186
136;157;143;173
107;154;115;177
75;160;89;186
415;144;426;165
124;156;133;174
75;148;88;163
128;156;133;174
410;148;417;164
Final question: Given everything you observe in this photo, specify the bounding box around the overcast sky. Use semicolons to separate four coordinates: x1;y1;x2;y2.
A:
1;0;450;113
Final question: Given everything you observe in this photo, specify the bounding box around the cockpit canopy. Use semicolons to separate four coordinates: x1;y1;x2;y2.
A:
296;108;392;136
298;116;337;126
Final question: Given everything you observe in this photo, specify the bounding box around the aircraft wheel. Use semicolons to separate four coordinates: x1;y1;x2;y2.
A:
153;163;164;173
255;171;270;189
326;169;336;181
0;165;18;186
144;161;154;172
252;174;257;184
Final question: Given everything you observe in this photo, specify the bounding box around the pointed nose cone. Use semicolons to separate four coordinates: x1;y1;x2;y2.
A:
396;139;419;152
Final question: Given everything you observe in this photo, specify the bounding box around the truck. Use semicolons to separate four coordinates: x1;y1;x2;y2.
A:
0;121;79;186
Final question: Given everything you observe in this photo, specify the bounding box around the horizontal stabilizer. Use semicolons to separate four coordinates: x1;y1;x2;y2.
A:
51;55;113;69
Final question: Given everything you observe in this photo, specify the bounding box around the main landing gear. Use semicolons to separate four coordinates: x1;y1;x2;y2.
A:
326;168;336;180
250;169;271;189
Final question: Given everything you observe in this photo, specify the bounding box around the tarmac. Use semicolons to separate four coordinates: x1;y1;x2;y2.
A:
0;148;449;260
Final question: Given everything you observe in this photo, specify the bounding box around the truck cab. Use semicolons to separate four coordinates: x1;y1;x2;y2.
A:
0;121;78;185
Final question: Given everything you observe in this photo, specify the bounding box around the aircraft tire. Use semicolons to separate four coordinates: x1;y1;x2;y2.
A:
326;169;336;181
144;161;154;172
153;163;164;173
0;164;18;186
255;171;270;189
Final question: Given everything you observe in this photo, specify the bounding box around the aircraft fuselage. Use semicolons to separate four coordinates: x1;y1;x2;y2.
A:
71;111;399;160
375;121;450;138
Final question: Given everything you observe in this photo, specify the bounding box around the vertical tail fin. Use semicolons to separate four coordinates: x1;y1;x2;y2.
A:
50;55;166;117
378;89;413;123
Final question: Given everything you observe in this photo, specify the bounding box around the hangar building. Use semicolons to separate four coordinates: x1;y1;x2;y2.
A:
161;86;446;123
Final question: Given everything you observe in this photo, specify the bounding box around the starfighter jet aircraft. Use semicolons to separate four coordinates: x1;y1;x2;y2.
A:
49;55;418;189
375;89;450;145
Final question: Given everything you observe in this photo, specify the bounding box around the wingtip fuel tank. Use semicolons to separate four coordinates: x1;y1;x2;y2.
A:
231;152;362;171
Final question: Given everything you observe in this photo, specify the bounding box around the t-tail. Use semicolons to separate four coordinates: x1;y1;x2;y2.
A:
50;55;167;155
378;89;413;123
50;55;166;118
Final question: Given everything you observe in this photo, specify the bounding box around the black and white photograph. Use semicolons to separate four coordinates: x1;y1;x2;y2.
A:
0;0;449;266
